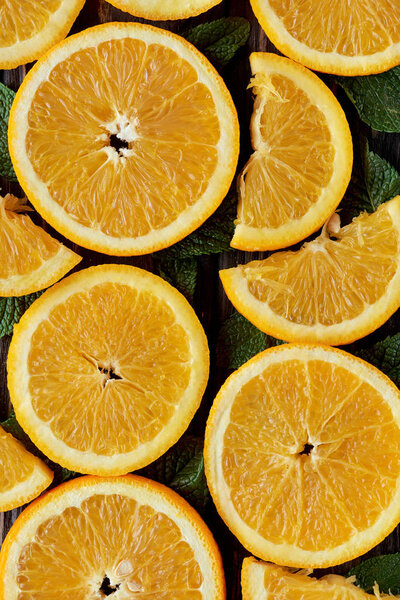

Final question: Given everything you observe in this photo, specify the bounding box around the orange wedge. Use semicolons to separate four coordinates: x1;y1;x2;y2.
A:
0;194;81;297
0;475;225;599
222;197;400;346
9;22;239;256
8;264;209;476
232;53;352;251
0;424;52;512
205;344;400;568
242;558;380;600
0;0;85;70
250;0;400;75
107;0;222;20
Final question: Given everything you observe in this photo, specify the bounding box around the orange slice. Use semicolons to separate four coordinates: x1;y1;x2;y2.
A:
232;53;352;251
0;475;225;599
250;0;400;75
241;558;381;600
205;344;400;568
107;0;222;20
0;0;85;70
9;22;239;256
222;197;400;346
7;264;209;476
0;194;81;297
0;424;53;512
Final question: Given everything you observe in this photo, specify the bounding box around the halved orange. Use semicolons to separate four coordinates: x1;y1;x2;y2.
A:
107;0;222;20
0;194;81;297
242;558;377;600
0;475;225;599
7;264;209;476
0;424;53;512
0;0;85;70
232;53;352;251
205;344;400;568
9;22;239;256
250;0;400;75
222;197;400;346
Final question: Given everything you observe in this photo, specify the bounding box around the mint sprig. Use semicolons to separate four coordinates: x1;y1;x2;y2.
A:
354;334;400;388
0;292;43;339
0;82;16;182
155;257;198;303
349;554;400;594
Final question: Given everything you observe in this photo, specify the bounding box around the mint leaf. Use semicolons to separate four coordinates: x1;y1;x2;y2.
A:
155;257;197;303
337;67;400;132
141;435;209;512
349;554;400;594
217;311;283;369
354;334;400;388
0;292;43;339
183;17;250;67
0;82;17;181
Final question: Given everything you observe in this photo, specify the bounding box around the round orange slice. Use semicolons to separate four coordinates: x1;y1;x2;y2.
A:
107;0;222;20
7;264;209;476
205;344;400;568
0;0;85;70
0;194;81;297
232;53;352;251
9;22;239;256
0;424;53;512
0;475;225;599
250;0;400;75
222;197;400;346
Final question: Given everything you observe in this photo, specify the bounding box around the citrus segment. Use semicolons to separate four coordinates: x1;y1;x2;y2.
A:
9;22;239;256
250;0;400;75
205;344;400;567
241;558;382;599
0;0;85;69
107;0;222;20
7;265;209;475
0;194;81;297
0;424;53;512
232;53;352;251
0;475;225;599
222;197;400;345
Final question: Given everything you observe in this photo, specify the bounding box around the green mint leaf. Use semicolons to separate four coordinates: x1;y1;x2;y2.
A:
349;554;400;594
155;257;198;303
155;192;236;260
337;67;400;132
0;82;17;181
217;311;283;369
354;334;400;388
0;292;43;339
183;17;250;67
141;435;209;512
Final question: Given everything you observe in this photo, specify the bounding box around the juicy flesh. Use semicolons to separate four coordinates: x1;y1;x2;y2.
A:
0;0;62;47
0;426;39;494
223;358;400;551
0;195;62;279
28;283;192;455
267;0;400;56
238;73;334;230
15;493;203;598
26;39;220;238
242;205;398;325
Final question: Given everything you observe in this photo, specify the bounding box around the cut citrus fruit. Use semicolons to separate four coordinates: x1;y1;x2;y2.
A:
7;264;209;476
0;475;225;599
0;424;53;512
222;197;400;346
232;53;352;251
241;557;382;600
9;22;239;256
107;0;222;20
250;0;400;75
205;343;400;568
0;0;85;70
0;194;81;297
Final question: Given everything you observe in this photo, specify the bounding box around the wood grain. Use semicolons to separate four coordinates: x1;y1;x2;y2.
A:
1;0;400;596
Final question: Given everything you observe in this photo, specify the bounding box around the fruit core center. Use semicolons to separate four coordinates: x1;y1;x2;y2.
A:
109;134;129;154
98;364;122;385
299;443;314;456
100;577;120;596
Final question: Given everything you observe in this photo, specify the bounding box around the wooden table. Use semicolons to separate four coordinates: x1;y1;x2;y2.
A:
1;1;400;597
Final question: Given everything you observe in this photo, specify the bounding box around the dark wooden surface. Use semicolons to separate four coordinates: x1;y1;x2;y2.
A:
1;1;400;598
